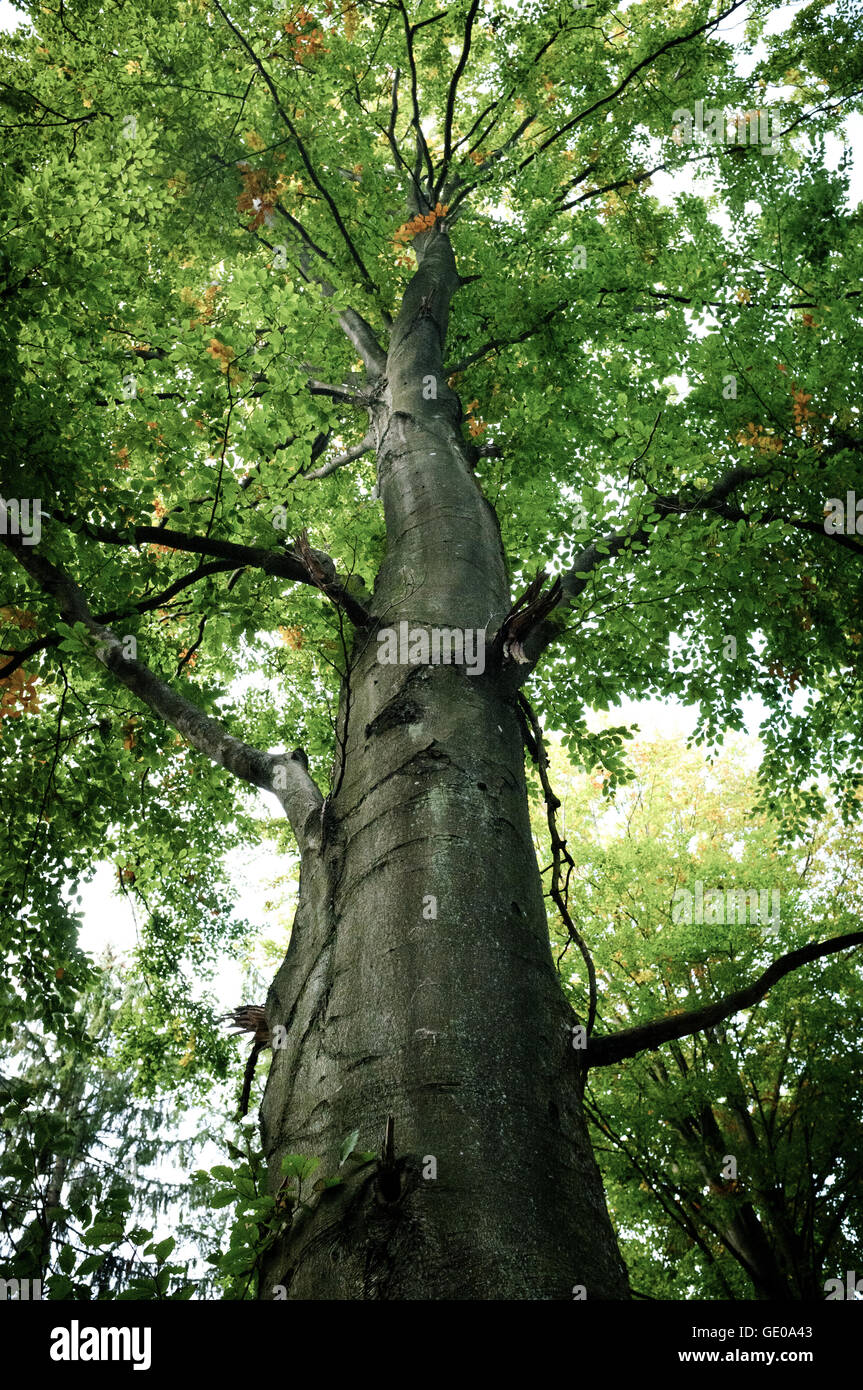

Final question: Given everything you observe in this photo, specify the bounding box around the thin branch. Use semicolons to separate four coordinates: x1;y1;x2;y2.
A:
397;0;437;199
523;460;863;668
445;15;588;194
445;111;538;219
647;473;863;557
0;559;237;680
212;0;377;292
518;0;749;171
272;202;337;269
306;377;367;403
445;300;567;374
1;532;325;854
640;285;863;313
557;158;672;212
440;0;481;173
451;278;863;378
302;432;374;479
384;66;424;207
45;512;372;627
588;932;863;1068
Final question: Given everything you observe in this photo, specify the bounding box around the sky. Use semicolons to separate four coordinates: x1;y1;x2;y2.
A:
2;0;859;978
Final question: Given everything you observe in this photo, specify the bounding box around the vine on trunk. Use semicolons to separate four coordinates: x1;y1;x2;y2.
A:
518;691;598;1037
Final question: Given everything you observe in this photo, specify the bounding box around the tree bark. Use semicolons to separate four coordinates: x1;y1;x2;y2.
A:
258;229;630;1300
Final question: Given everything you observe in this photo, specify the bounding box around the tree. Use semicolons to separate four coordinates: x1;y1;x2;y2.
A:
535;734;863;1299
0;957;207;1298
1;0;862;1299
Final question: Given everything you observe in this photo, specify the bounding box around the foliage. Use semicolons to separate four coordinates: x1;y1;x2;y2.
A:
194;1127;376;1298
0;958;228;1297
532;734;863;1299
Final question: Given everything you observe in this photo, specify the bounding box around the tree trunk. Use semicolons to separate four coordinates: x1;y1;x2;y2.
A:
259;229;630;1300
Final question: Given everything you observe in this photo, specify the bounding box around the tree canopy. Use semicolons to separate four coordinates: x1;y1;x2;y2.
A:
534;734;863;1300
1;0;862;1304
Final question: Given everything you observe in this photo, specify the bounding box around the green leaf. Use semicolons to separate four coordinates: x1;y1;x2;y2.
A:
210;1189;237;1209
154;1236;176;1263
280;1154;320;1182
339;1129;360;1166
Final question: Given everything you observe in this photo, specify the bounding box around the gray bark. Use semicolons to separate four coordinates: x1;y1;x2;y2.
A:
258;228;630;1300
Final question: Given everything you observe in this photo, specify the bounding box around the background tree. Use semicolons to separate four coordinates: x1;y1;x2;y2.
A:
1;0;862;1298
0;957;212;1298
533;734;863;1300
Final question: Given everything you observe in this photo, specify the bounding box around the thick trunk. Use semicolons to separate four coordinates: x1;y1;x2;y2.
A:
258;230;629;1300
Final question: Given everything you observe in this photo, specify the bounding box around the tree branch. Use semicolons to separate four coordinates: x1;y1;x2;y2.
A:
522;460;863;668
212;0;377;294
518;0;749;171
445;111;537;218
306;376;367;403
441;13;592;207
1;533;325;854
292;251;386;376
331;306;387;376
302;432;375;479
588;932;863;1068
557;158;673;212
519;692;597;1034
448;279;863;378
397;0;437;200
383;65;425;210
445;299;567;374
46;512;372;627
0;558;237;681
438;0;481;186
